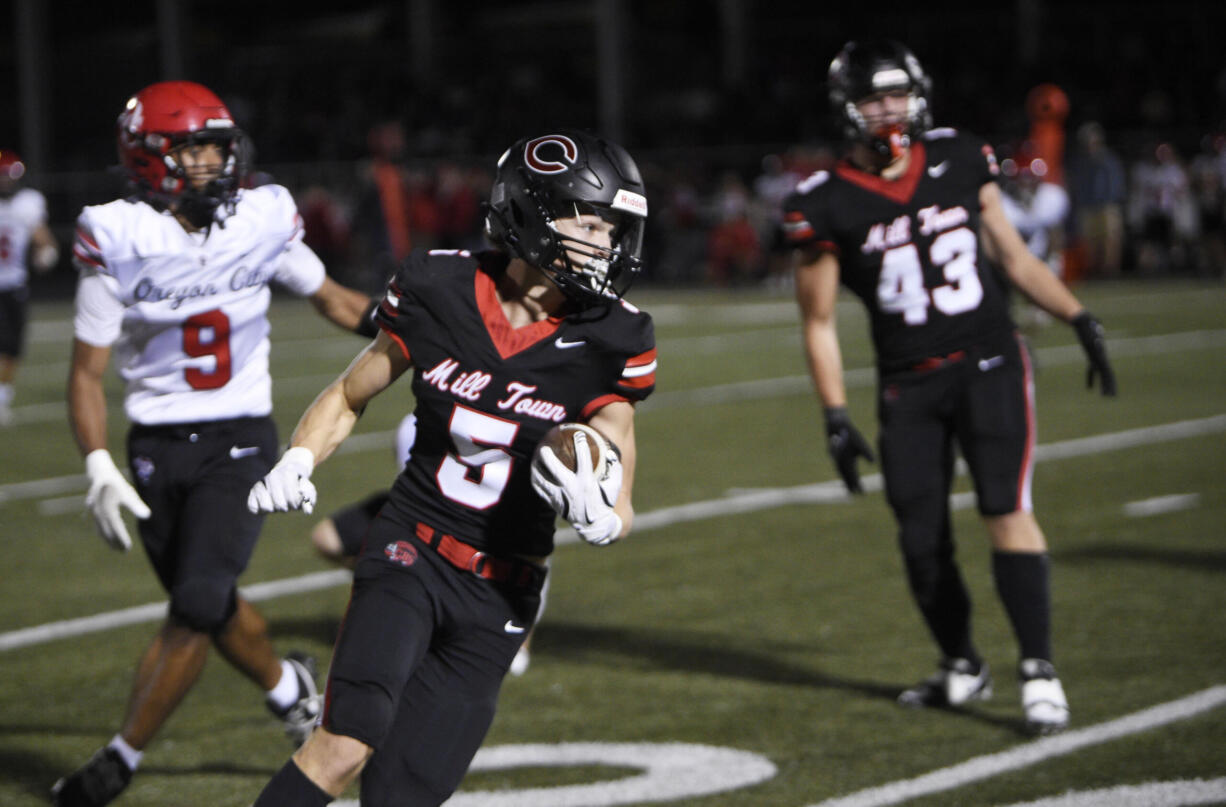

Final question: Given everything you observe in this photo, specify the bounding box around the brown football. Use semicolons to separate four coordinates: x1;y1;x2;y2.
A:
535;422;611;475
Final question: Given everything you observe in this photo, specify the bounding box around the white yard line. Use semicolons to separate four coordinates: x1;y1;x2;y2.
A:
0;570;350;652
807;686;1226;807
8;327;1226;425
3;413;1222;650
1122;494;1201;518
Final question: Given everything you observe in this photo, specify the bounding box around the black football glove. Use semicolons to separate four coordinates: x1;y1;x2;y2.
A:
824;406;875;494
1071;311;1117;397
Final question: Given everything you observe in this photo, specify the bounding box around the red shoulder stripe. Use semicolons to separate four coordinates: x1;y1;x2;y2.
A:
581;393;631;420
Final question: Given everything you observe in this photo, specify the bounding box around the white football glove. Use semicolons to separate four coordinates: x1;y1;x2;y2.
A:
247;446;317;514
84;449;151;552
530;430;624;546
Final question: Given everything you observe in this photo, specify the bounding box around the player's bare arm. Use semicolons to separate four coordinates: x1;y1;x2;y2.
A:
67;338;112;455
249;331;411;515
68;337;151;550
30;223;58;273
979;182;1083;322
793;247;875;492
793;249;848;408
291;330;412;464
587;399;637;537
309;275;379;334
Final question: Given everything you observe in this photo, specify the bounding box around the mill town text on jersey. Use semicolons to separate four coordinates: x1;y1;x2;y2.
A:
422;357;568;422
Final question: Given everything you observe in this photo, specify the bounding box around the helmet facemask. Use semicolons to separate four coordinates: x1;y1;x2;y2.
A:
843;88;929;159
484;131;648;308
829;41;933;160
166;131;249;225
541;200;643;302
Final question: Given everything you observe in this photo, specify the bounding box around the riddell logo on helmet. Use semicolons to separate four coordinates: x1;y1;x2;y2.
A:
612;189;648;216
384;541;418;567
524;135;578;174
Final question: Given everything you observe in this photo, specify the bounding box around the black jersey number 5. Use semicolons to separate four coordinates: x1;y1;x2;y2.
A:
437;404;517;510
876;227;983;325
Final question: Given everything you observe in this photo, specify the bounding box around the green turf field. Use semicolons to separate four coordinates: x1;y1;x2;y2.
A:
2;279;1224;806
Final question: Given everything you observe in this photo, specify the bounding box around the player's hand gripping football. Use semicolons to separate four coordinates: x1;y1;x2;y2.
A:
84;449;151;552
247;446;317;515
530;429;624;546
1072;311;1117;397
824;406;875;494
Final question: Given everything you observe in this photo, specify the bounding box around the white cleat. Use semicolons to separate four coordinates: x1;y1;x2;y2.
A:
1020;658;1069;734
509;646;531;677
898;658;992;707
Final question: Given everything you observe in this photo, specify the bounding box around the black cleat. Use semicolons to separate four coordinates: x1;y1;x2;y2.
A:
51;747;133;807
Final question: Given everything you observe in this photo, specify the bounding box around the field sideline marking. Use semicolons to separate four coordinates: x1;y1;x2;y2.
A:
6;327;1225;426
2;413;1223;652
807;685;1226;807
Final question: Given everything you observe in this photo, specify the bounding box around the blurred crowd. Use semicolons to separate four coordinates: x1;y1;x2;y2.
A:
20;90;1226;297
278;109;1226;297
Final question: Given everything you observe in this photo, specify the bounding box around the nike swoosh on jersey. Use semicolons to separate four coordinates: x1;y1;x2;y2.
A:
504;620;527;634
928;161;950;178
555;337;585;349
978;355;1005;371
229;445;261;459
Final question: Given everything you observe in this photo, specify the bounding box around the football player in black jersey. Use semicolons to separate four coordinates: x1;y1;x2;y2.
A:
247;130;655;806
783;40;1115;735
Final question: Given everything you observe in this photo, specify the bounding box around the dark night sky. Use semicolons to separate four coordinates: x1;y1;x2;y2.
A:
4;0;1224;174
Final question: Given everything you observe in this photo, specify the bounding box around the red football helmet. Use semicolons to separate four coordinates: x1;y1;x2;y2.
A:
117;81;249;216
0;150;26;198
0;150;26;182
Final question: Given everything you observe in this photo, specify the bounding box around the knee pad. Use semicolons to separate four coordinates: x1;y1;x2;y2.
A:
169;579;237;633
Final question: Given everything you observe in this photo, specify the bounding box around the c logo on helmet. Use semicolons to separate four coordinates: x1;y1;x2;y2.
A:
524;135;579;175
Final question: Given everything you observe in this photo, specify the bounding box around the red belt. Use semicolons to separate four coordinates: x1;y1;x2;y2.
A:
414;522;545;589
911;349;967;372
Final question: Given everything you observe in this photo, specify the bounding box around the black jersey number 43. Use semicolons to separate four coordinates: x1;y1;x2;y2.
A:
877;226;984;325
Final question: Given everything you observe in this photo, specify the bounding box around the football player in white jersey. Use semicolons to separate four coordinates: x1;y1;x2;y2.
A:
0;149;59;425
53;81;380;807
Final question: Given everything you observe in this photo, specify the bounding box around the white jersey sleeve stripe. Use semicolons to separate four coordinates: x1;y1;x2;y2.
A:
621;360;657;378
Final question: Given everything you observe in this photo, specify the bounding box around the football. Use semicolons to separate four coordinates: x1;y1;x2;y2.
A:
534;422;613;477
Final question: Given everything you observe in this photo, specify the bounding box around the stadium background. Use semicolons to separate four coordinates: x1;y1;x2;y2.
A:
2;3;1225;806
3;0;1226;295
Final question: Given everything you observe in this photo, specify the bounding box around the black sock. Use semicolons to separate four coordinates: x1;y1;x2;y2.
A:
904;551;980;666
992;550;1052;661
254;759;333;807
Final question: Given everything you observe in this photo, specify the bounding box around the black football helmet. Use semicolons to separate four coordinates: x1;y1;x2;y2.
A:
485;130;647;306
828;40;932;157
